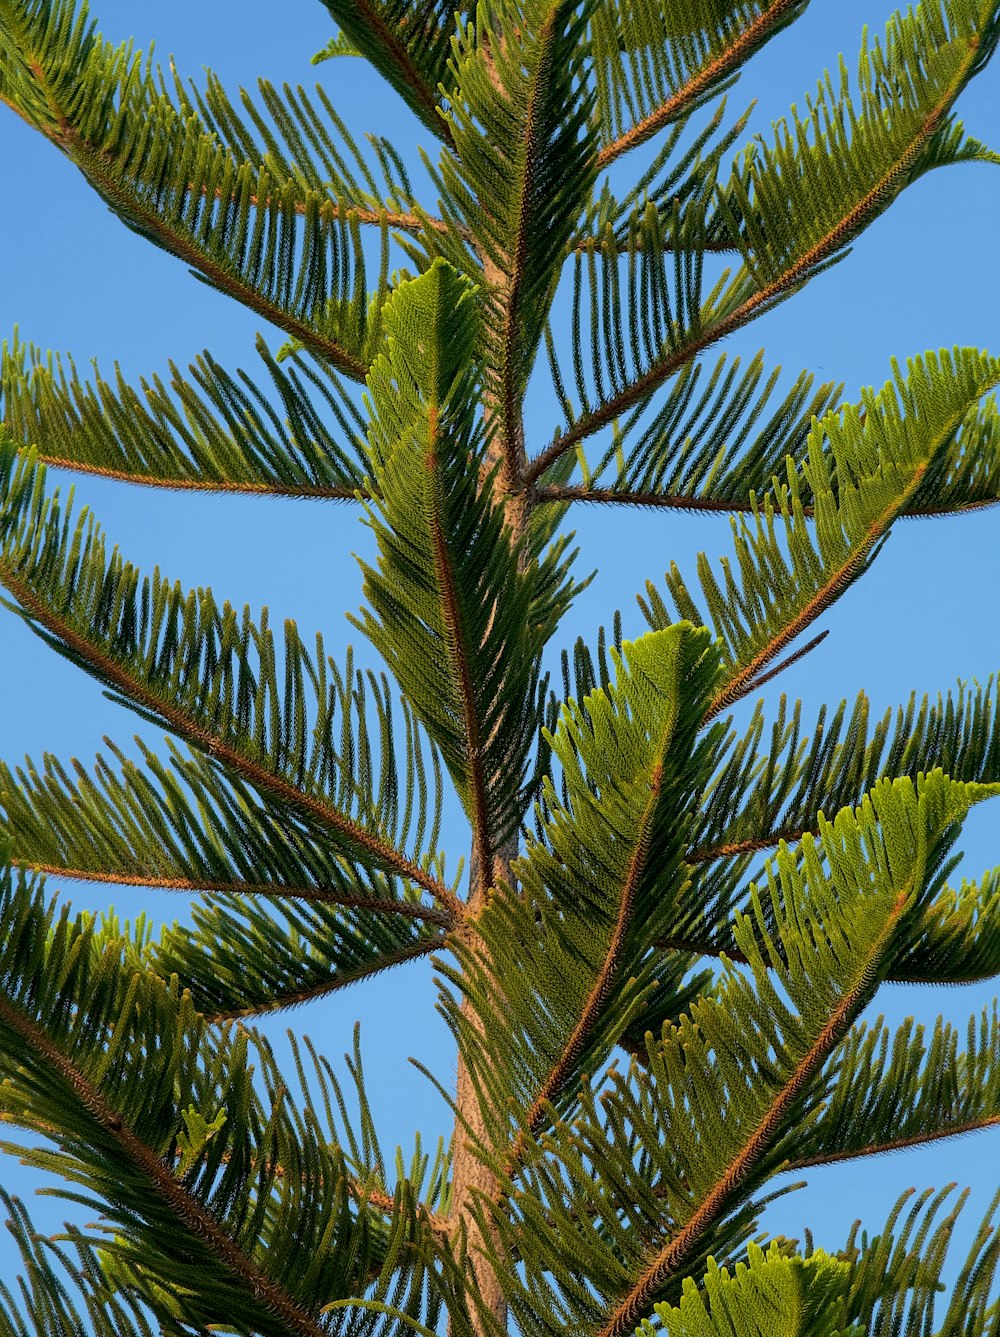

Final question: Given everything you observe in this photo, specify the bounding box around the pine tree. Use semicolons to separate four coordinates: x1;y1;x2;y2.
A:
1;0;1000;1331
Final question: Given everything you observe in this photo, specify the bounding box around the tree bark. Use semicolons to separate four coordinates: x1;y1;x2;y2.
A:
448;239;532;1336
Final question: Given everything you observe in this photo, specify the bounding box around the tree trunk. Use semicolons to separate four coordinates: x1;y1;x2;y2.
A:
448;242;532;1335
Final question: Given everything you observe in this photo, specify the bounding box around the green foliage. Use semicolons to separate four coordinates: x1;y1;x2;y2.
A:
440;0;599;426
643;1242;857;1337
477;773;998;1336
0;332;371;497
1;0;1000;1333
355;261;579;854
640;348;1000;711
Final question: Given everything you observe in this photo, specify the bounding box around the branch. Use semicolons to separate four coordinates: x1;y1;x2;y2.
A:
203;935;445;1023
198;179;458;239
595;0;803;169
27;456;371;500
0;987;330;1337
0;570;464;923
8;859;454;927
534;486;1000;520
491;5;559;487
657;929;1000;987
700;465;929;724
1;74;369;380
688;829;806;865
594;885;912;1337
324;0;456;150
526;84;964;488
569;236;740;255
779;1116;1000;1172
426;406;496;886
505;757;669;1174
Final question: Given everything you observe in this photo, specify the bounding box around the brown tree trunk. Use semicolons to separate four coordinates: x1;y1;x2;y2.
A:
448;241;533;1335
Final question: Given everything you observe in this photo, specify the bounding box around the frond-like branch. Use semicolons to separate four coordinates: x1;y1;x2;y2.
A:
0;1;397;378
355;263;578;882
155;906;445;1023
0;444;460;917
316;0;462;143
2;332;373;498
592;0;807;167
685;675;1000;927
440;625;722;1169
634;350;1000;723
527;0;999;481
440;0;598;481
778;1007;1000;1172
485;774;987;1337
0;869;402;1336
662;862;1000;988
1;737;453;924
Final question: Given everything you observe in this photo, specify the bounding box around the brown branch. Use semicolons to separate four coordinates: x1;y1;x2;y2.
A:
779;1116;1000;1172
199;179;460;239
570;236;740;255
595;0;804;169
535;486;1000;520
526;82;963;488
0;990;330;1337
688;829;805;864
700;463;930;724
536;486;764;513
0;570;465;923
9;860;454;926
203;935;445;1023
29;454;371;500
426;405;496;888
505;756;670;1178
595;885;912;1337
736;629;829;697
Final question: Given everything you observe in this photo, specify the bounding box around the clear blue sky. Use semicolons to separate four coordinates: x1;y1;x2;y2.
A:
1;0;999;1310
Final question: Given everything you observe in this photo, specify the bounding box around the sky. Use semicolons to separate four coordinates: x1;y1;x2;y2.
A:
1;0;999;1316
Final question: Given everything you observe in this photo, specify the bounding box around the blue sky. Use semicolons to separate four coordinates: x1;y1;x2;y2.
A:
1;0;999;1311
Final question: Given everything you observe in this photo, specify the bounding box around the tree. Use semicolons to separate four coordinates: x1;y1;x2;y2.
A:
0;0;999;1331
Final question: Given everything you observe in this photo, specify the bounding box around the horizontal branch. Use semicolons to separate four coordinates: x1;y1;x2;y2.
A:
657;931;1000;987
688;829;806;865
779;1115;1000;1172
534;486;1000;520
201;179;455;238
9;859;454;927
29;454;371;500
